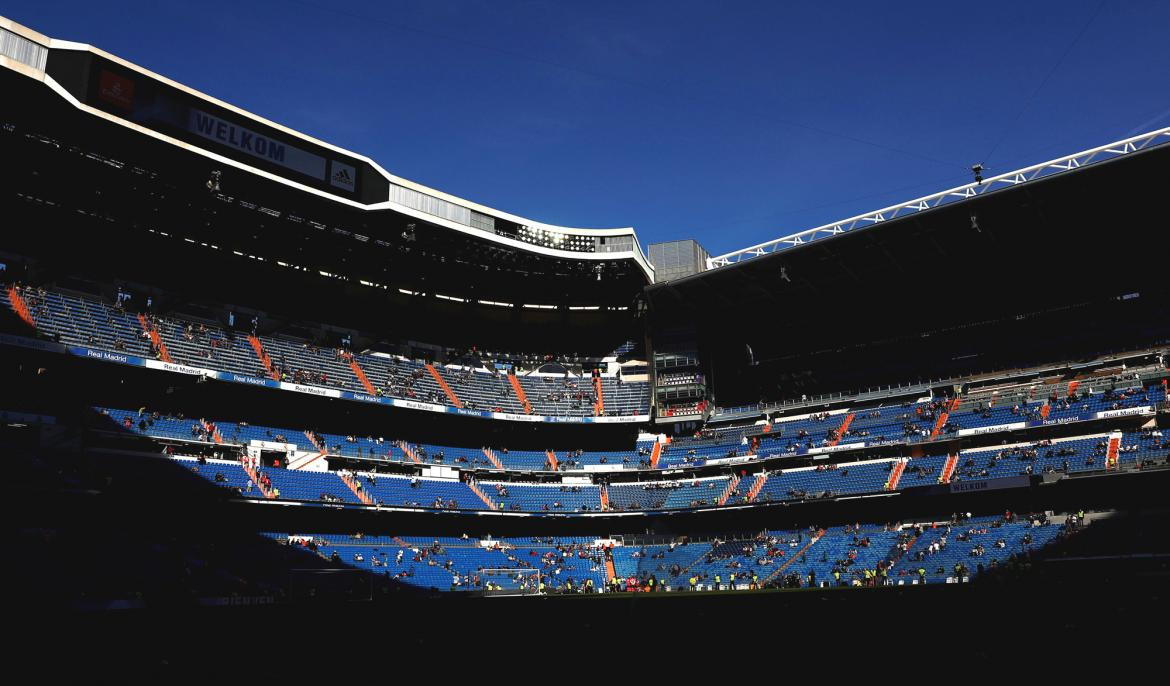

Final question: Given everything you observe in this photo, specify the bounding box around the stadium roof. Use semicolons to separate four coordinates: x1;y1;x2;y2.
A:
0;15;655;283
707;127;1170;269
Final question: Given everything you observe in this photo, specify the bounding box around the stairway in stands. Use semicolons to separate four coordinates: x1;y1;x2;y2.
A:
599;485;610;511
339;472;374;504
886;527;923;573
593;375;604;416
885;459;907;491
201;419;224;444
481;447;504;470
545;450;559;471
939;454;959;484
399;441;423;464
247;335;280;381
508;373;533;414
717;475;741;506
828;413;855;446
467;479;498;510
426;363;463;408
604;547;617;582
930;397;960;439
649;440;663;469
5;286;36;328
747;472;768;502
1105;432;1122;471
348;357;378;395
240;459;275;499
764;530;824;584
136;314;173;363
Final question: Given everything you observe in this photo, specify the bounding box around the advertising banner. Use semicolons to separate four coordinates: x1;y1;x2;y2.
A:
189;108;327;180
956;422;1027;437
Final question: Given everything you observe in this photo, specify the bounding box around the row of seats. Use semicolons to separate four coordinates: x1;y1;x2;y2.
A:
482;482;603;513
752;459;896;503
607;476;732;510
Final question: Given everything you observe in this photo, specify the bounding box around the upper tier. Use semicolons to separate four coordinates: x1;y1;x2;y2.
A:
4;284;652;424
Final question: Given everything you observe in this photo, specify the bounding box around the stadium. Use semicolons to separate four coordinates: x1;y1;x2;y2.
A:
3;9;1169;666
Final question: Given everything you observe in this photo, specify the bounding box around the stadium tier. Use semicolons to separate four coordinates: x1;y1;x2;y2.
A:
260;512;1076;592
95;406;1170;514
4;284;651;422
663;367;1167;467
23;506;1072;596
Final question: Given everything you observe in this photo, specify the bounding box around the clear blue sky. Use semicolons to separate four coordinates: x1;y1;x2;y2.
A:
8;1;1170;256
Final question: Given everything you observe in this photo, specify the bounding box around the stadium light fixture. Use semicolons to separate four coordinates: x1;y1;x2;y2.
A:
971;164;984;185
206;170;221;193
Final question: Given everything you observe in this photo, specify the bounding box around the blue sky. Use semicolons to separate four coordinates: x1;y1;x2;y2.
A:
8;0;1170;256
